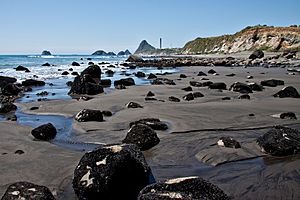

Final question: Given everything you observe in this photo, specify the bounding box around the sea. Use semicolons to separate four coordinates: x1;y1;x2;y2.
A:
0;54;177;103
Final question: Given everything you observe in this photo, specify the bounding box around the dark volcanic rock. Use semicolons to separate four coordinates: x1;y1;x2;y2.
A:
0;76;17;89
22;79;46;87
189;81;203;87
130;118;168;131
1;83;21;96
249;49;264;59
71;72;79;76
146;91;155;97
135;71;146;78
41;50;52;55
100;79;112;87
183;93;194;101
169;96;180;102
138;176;230;200
182;86;193;91
280;112;297;120
31;123;57;141
208;69;217;74
238;94;250;99
248;82;264;91
1;181;55;200
180;74;187;78
68;75;104;95
257;126;300;156
62;71;69;75
208;82;227;90
202;81;213;87
197;71;207;76
126;55;144;62
229;82;252;93
15;65;30;72
261;79;284;87
105;69;115;77
0;102;17;113
217;137;241;148
126;102;143;108
114;78;135;86
123;124;160;151
193;92;204;98
102;110;112;117
72;61;80;66
42;62;51;67
273;86;300;98
72;144;152;200
81;65;101;80
75;109;103;122
147;73;157;79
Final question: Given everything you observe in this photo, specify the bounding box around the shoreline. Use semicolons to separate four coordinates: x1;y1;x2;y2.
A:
1;60;300;199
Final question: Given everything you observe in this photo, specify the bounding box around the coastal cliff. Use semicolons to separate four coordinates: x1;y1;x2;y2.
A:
134;25;300;55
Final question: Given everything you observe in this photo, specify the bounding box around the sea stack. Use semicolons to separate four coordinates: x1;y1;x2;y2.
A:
41;50;51;55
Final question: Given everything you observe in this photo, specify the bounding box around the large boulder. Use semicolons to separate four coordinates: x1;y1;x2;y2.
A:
1;83;21;96
129;118;168;130
22;79;46;87
68;74;104;95
1;181;55;200
31;123;57;141
208;82;227;90
123;124;160;151
0;76;17;89
229;82;252;93
261;79;284;87
114;78;135;86
273;86;300;98
0;102;17;113
257;126;300;156
72;144;152;200
81;65;101;81
249;49;264;59
75;109;103;122
138;176;230;200
126;55;144;62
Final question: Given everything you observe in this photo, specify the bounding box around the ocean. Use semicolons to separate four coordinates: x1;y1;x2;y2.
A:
0;55;177;103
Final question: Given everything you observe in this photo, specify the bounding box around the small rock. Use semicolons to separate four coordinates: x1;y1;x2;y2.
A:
179;74;187;78
183;93;194;101
261;79;284;87
102;110;112;117
75;109;103;122
31;123;57;141
169;96;180;102
0;102;17;113
146;91;155;97
72;61;80;66
135;71;146;78
1;182;55;200
208;82;227;90
147;73;157;79
129;118;168;131
238;94;250;100
15;150;24;154
189;81;202;87
229;82;252;93
126;102;143;108
208;69;217;74
182;86;193;91
222;97;231;100
62;71;69;75
30;107;39;110
42;62;51;66
193;92;204;98
123;124;160;151
197;71;207;76
217;137;241;148
273;86;300;98
280;112;297;120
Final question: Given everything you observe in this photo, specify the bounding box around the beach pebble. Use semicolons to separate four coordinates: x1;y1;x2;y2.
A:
123;124;160;151
257;126;300;156
1;182;55;200
169;96;180;102
75;109;103;122
73;144;152;200
138;176;230;200
31;123;57;141
130;118;168;131
273;86;300;98
280;112;297;120
126;102;143;108
217;137;241;148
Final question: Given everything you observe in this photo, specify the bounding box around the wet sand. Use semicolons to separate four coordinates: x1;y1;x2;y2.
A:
1;65;300;199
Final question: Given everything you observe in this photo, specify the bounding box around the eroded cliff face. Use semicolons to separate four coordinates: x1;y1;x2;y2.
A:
182;26;300;54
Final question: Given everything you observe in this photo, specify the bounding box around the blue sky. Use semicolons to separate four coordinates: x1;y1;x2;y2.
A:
0;0;299;54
